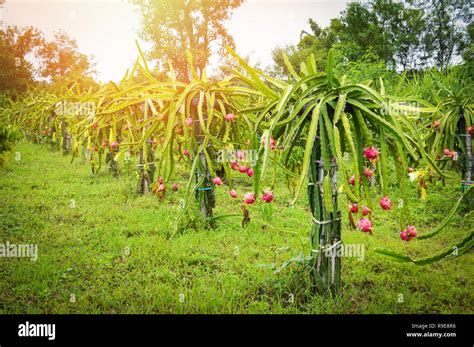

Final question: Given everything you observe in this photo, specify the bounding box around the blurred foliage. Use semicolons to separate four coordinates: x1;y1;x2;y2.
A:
0;122;22;166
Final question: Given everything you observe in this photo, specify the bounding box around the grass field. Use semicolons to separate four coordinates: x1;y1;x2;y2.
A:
0;142;472;314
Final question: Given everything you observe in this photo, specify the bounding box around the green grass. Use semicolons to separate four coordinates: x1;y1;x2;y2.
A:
0;142;472;314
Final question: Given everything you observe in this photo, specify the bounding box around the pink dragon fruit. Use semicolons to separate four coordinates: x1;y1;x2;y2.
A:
363;168;374;179
110;141;119;149
230;161;239;170
212;177;223;186
406;225;417;238
380;196;392;210
185;117;193;127
261;191;273;203
239;165;248;173
349;175;362;186
363;147;378;161
358;218;372;233
400;230;409;241
349;203;358;213
362;206;371;216
224;113;236;122
243;192;256;204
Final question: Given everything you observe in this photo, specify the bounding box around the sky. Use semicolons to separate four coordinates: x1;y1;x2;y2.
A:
1;0;350;83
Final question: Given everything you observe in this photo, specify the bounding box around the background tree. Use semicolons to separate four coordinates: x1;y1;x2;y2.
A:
461;23;474;78
37;30;96;90
271;0;472;76
134;0;243;82
271;18;342;78
0;26;96;95
335;0;426;69
414;0;472;70
0;25;42;95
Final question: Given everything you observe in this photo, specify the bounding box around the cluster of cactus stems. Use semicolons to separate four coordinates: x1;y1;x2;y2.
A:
137;141;156;194
190;98;216;221
136;103;156;194
308;134;342;294
1;44;472;295
227;47;472;293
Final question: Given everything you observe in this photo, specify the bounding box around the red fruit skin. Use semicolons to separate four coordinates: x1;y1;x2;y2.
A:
239;166;248;173
243;193;256;204
349;175;355;186
172;183;179;191
261;191;273;203
362;206;371;216
246;168;254;177
363;168;374;178
230;161;239;170
363;147;378;161
261;136;277;150
270;138;277;150
224;113;236;122
406;225;417;238
229;190;238;198
357;218;372;232
467;126;474;135
212;177;223;186
349;175;362;186
380;196;392;210
443;148;451;156
400;230;409;241
349;203;358;213
183;149;190;157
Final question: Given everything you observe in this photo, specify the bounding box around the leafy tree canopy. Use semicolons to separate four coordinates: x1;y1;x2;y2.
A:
134;0;244;82
0;25;96;95
271;0;472;77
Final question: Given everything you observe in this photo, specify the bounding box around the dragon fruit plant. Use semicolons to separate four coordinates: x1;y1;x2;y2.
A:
228;46;460;294
398;66;473;190
124;49;259;232
0;122;22;166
